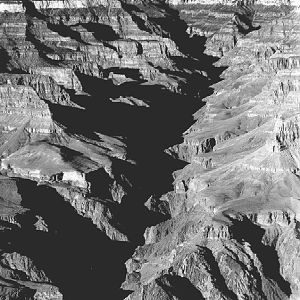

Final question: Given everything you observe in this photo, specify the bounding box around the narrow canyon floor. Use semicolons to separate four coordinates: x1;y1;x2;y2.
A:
0;1;299;300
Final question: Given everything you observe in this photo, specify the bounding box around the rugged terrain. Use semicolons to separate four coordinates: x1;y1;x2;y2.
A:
0;0;298;299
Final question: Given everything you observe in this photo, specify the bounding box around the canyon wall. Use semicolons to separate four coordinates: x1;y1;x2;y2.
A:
166;0;298;6
0;0;298;299
123;1;300;300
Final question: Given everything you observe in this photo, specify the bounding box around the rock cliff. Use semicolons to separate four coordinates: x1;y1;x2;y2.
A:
122;1;300;300
0;0;298;299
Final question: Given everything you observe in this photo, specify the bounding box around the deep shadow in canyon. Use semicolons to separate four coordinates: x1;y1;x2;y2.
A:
48;54;223;241
5;179;133;300
230;217;292;297
45;8;226;243
120;0;224;81
46;23;225;300
1;1;295;299
3;2;228;299
156;274;206;300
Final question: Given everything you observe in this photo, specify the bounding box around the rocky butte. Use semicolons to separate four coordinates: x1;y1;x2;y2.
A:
0;0;298;299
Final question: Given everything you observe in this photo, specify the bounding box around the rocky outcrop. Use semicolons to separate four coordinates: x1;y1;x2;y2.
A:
123;2;300;300
0;0;299;299
167;0;298;6
0;0;215;298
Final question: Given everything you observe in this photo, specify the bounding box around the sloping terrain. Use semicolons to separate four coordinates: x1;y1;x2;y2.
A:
0;0;298;299
123;2;300;300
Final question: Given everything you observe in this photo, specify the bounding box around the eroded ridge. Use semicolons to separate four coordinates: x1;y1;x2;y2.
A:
123;3;300;300
0;0;222;299
0;0;298;299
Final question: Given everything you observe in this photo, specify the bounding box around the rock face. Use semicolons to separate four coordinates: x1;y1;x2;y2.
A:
122;2;300;300
166;0;298;6
0;0;298;299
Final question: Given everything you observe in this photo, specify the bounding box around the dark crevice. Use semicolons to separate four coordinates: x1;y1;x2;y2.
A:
45;6;226;249
120;0;224;84
119;2;154;34
0;286;35;300
156;274;206;300
46;55;222;244
21;0;46;20
229;216;292;296
85;169;115;199
0;47;10;73
103;41;121;55
81;23;120;41
25;19;60;65
197;247;239;300
136;41;143;55
22;0;88;53
295;220;300;239
233;3;261;34
0;1;230;299
47;22;89;45
4;179;135;300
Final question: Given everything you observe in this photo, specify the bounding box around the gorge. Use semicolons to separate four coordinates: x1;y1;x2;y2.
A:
0;0;299;299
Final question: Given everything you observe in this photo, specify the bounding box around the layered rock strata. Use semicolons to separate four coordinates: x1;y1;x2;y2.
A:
0;0;298;299
0;0;198;298
0;0;219;299
123;2;300;300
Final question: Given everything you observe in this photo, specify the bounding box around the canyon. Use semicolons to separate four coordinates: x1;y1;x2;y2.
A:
0;0;298;299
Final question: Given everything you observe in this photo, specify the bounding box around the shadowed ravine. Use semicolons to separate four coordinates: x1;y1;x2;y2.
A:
0;1;225;299
43;34;223;299
0;1;298;299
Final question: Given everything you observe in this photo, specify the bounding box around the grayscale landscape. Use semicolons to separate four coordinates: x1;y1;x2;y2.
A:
0;0;299;299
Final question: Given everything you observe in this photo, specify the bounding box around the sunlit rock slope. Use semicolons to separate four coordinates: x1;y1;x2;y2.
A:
0;0;298;299
123;1;300;300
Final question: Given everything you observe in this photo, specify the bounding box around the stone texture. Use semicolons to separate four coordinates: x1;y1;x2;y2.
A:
122;2;300;300
0;0;298;299
0;0;209;298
